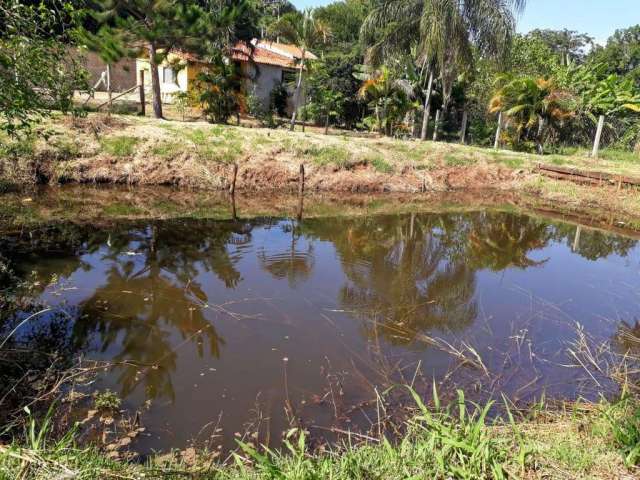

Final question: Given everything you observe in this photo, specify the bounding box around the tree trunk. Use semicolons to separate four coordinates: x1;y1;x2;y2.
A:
290;49;305;131
420;71;434;141
324;114;329;135
148;42;163;119
432;109;441;141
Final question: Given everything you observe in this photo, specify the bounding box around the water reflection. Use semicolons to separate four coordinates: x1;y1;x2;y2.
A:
1;209;639;450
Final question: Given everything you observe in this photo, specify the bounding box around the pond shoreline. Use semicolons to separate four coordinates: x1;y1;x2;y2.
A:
2;113;640;226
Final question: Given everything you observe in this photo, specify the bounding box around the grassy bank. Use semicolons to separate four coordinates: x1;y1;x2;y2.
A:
1;113;640;221
1;390;639;479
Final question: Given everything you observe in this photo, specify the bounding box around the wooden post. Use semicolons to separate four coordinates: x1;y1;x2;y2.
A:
106;64;112;115
420;71;434;141
324;115;329;135
432;109;441;141
297;163;305;221
138;70;145;116
460;110;468;144
298;163;305;196
230;193;237;220
592;115;605;158
229;163;238;195
494;111;503;150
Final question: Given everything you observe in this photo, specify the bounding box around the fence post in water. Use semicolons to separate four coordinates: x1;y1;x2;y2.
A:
139;70;145;116
230;192;237;220
494;111;503;150
432;109;441;141
460;110;468;144
592;115;605;158
229;163;238;195
297;163;305;221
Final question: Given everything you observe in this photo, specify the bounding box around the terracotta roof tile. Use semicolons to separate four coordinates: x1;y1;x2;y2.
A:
254;41;318;61
231;42;298;68
165;41;316;70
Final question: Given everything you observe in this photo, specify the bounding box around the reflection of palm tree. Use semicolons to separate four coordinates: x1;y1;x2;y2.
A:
75;265;223;401
302;213;478;345
466;213;551;271
258;222;315;288
70;219;260;401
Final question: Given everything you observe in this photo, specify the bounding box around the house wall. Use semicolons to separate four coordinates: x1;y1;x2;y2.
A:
136;54;192;103
242;62;284;110
74;48;137;92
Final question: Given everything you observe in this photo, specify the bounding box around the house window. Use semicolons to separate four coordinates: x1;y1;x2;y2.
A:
282;69;297;86
163;67;177;84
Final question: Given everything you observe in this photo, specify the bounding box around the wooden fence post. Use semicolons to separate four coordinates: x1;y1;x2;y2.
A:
432;109;441;141
229;163;238;195
592;115;605;158
298;163;305;196
106;64;112;115
494;111;503;150
460;110;468;144
297;163;305;221
139;70;145;116
230;192;237;220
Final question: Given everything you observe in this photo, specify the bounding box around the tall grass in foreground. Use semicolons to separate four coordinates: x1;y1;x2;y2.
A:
1;386;639;479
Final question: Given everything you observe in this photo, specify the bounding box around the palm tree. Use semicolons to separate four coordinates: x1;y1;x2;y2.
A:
360;0;526;139
268;9;331;130
489;75;574;153
356;65;416;135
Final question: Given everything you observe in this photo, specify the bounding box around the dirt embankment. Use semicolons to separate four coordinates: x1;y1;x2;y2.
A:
2;113;640;222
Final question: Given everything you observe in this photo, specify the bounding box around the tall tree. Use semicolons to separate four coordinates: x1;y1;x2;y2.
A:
590;25;640;87
83;0;252;119
360;0;525;140
268;9;331;130
529;29;594;66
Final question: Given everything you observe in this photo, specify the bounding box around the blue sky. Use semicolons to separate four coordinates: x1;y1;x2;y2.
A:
291;0;640;45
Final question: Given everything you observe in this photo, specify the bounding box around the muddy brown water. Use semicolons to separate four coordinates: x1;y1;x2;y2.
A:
2;198;640;454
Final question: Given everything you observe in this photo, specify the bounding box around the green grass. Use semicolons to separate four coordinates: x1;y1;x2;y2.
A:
1;388;637;479
100;136;138;157
598;148;640;164
0;134;35;159
297;144;353;169
444;153;474;167
367;154;394;173
151;141;183;159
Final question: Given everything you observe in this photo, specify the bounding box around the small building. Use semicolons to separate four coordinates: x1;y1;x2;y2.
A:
135;40;317;113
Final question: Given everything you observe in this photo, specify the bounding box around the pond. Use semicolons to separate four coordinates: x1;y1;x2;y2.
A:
2;199;640;454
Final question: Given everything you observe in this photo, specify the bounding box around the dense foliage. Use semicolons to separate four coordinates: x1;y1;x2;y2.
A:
1;0;639;153
0;0;87;135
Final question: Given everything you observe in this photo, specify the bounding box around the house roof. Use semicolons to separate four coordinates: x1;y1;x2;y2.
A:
252;41;318;61
231;41;317;69
148;41;317;70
